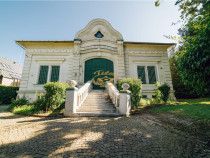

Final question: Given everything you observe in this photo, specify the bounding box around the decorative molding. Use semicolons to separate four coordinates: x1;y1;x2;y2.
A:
75;19;123;41
133;60;161;62
27;49;73;53
35;59;65;62
126;50;165;54
80;45;117;51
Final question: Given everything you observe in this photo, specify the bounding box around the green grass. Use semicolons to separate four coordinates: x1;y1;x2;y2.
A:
11;104;64;116
145;98;210;123
12;105;39;114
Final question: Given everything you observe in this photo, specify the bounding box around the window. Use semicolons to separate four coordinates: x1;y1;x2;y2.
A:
38;65;60;84
94;31;104;38
147;66;157;84
38;66;49;84
38;66;60;84
137;66;157;84
137;66;146;84
50;66;60;82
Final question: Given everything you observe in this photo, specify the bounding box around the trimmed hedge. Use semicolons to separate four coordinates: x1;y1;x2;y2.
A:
118;78;142;109
44;82;69;111
156;82;170;103
0;85;19;104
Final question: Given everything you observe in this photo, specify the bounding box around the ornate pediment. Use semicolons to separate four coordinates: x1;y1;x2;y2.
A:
75;19;123;42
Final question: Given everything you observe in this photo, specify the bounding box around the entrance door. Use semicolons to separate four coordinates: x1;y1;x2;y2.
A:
84;58;114;89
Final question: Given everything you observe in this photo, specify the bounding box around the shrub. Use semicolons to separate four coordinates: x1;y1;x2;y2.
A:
155;82;161;103
118;78;142;109
8;96;30;111
156;82;170;103
0;85;19;104
44;82;69;111
33;96;46;111
140;98;151;105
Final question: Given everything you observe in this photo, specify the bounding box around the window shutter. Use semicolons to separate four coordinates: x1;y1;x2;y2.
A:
38;66;49;84
137;66;146;84
50;66;60;82
148;66;157;84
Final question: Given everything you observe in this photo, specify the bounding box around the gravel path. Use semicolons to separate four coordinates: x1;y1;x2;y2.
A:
0;112;209;158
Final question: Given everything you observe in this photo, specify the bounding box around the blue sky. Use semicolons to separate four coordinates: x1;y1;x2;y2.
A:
0;0;181;66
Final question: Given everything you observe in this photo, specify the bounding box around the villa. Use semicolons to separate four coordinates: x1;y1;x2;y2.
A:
16;19;175;100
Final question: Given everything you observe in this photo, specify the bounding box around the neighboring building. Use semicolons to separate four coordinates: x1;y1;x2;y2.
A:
16;19;175;100
0;56;22;86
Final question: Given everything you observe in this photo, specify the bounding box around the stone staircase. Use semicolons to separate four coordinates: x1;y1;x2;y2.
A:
76;90;121;117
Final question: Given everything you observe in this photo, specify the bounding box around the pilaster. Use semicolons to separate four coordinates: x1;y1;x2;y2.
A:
73;39;81;82
117;40;125;79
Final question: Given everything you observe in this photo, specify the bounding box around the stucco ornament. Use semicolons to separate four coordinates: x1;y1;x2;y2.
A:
122;83;130;90
69;80;77;87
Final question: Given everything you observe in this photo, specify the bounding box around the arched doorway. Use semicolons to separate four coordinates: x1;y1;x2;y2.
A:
84;58;114;89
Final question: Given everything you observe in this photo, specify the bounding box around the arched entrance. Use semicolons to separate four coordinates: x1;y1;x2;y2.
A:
84;58;114;89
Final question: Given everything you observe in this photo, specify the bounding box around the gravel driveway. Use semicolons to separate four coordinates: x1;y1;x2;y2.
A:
0;112;209;158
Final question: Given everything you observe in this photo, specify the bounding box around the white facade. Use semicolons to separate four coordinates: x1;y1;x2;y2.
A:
16;19;175;100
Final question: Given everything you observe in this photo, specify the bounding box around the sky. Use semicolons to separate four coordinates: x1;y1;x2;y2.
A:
0;0;181;66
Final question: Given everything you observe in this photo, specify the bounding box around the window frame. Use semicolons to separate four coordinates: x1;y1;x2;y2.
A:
50;66;60;82
136;63;159;85
37;65;61;85
37;65;49;85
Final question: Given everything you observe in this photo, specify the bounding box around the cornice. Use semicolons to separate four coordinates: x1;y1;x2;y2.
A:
27;49;73;53
80;45;117;51
126;50;166;54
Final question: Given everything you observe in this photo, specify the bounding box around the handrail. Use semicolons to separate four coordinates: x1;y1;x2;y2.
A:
77;81;92;107
106;82;120;108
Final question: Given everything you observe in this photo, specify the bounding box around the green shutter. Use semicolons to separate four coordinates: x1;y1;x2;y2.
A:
38;66;49;84
148;66;157;84
50;66;60;82
137;66;146;84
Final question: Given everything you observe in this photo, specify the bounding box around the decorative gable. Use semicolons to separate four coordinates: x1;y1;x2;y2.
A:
75;19;123;42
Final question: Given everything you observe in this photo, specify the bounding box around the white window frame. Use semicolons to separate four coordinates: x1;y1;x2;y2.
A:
136;63;159;84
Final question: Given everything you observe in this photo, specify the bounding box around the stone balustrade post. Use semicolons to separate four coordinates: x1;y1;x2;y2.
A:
119;83;131;116
64;80;78;116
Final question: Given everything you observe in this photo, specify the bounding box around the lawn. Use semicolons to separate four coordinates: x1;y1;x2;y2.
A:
145;98;210;123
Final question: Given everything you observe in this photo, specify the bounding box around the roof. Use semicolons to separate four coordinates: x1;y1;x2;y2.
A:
124;41;176;46
16;40;74;49
0;56;22;79
16;40;176;49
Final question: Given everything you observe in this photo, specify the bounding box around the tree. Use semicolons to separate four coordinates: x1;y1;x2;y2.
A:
169;57;198;98
175;0;210;96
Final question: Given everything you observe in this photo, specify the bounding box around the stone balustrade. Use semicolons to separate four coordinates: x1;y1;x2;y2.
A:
106;82;131;116
64;80;131;117
64;80;92;116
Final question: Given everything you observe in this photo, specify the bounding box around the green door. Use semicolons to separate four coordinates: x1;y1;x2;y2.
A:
84;58;114;89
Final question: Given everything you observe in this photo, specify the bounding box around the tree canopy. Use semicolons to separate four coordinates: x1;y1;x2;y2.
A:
175;0;210;96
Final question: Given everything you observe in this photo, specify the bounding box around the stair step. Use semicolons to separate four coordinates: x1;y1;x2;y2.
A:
79;106;115;109
85;97;109;99
77;109;117;112
83;101;113;105
77;90;117;116
81;104;115;107
73;112;123;117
